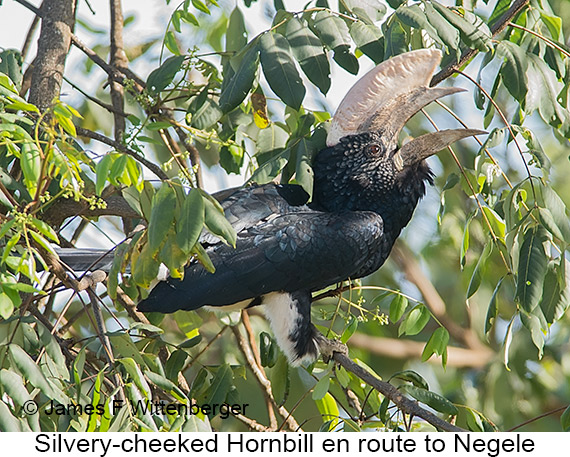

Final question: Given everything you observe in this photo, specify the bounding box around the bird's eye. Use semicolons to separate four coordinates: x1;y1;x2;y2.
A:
365;144;380;156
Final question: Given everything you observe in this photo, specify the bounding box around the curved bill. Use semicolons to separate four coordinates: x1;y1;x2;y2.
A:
393;129;487;171
327;49;463;148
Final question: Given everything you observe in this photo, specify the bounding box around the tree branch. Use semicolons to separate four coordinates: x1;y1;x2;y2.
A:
349;333;493;368
43;194;140;227
431;0;530;86
332;352;466;432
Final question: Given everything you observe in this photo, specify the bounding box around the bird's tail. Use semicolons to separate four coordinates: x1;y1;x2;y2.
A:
54;248;115;272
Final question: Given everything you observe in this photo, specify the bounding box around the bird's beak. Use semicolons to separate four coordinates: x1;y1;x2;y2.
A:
327;49;482;155
392;129;487;171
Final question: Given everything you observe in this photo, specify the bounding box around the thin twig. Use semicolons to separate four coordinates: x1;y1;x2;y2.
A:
508;22;570;58
431;0;530;86
231;323;301;432
76;126;169;180
506;405;568;432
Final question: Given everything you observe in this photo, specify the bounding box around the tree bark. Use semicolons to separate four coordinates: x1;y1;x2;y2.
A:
28;0;77;111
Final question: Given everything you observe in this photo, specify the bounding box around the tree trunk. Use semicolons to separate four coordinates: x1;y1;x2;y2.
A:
28;0;77;111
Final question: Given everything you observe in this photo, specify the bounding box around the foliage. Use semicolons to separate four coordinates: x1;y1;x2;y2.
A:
1;0;570;432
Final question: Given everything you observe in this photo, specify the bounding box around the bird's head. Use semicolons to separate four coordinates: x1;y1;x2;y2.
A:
326;49;485;170
313;49;484;215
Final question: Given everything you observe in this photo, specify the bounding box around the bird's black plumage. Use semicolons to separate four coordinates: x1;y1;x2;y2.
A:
137;129;436;363
57;50;484;365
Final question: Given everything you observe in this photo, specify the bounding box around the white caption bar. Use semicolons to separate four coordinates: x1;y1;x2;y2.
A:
2;432;565;457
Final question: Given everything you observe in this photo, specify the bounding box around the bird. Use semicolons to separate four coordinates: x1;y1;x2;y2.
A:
57;50;484;366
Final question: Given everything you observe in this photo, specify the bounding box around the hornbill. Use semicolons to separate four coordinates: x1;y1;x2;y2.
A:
58;50;483;365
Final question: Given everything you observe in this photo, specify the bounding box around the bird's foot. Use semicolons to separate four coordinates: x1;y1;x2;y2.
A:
314;332;349;363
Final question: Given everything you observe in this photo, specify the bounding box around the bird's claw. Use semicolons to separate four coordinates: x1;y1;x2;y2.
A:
314;333;349;363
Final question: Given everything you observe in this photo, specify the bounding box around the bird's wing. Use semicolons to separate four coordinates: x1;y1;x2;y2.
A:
199;183;309;245
53;183;309;271
137;210;384;313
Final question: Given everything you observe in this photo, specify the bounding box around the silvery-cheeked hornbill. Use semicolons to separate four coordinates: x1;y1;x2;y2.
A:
58;50;484;365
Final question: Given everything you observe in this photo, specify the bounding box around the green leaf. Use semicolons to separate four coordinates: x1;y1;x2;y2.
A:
496;41;528;103
0;369;32;407
219;44;259;113
20;142;41;196
259;32;305;110
399;305;430;336
132;242;160;287
314;392;339;427
539;184;570;243
286;18;330;94
312;375;330;400
526;54;569;134
8;345;60;401
290;138;314;197
482;207;506;239
0;50;23;90
0;292;14;319
147;55;185;94
383;19;407;60
311;10;351;51
402;384;458;416
341;316;358;344
349;22;384;65
164;31;182;55
485;277;504;335
269;354;289;405
204;364;233;409
250;148;290;184
0;400;21;431
389;369;429;390
333;48;359;75
424;2;460;53
431;2;490;52
467;241;492;299
189;94;222;130
192;242;215;273
219;144;244;174
95;154;114;196
396;4;443;46
176;189;205;255
488;0;512;29
30;230;56;256
203;194;236;247
117;358;152;399
421;327;449;367
31;217;58;242
541;260;570;324
520;308;546;358
226;7;247;53
148;184;177;254
165;349;189;382
389;293;408;323
515;225;549;313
